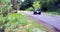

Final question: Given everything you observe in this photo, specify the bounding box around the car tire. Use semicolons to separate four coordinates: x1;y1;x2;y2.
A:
34;12;36;14
38;12;41;15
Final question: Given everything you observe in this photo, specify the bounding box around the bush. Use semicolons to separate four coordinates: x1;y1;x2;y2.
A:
5;13;21;29
0;0;12;13
0;13;21;32
33;1;41;9
5;13;30;32
25;7;34;11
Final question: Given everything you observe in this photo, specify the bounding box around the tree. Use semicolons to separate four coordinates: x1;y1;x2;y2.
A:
33;1;41;10
20;0;34;10
11;0;21;13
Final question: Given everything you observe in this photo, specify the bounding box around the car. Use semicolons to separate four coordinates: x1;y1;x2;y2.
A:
33;9;41;14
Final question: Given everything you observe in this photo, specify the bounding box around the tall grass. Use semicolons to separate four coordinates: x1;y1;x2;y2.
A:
3;13;50;32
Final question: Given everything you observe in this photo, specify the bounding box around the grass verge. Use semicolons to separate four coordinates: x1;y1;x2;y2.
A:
0;13;51;32
42;12;60;17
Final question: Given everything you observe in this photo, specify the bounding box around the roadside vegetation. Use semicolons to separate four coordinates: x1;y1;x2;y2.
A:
42;12;60;17
0;13;51;32
0;0;51;32
21;0;60;17
4;13;51;32
0;0;60;32
20;0;60;12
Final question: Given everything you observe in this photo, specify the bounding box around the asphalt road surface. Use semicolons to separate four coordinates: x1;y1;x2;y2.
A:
20;11;60;31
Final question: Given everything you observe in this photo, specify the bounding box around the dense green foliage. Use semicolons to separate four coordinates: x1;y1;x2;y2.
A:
0;13;50;32
25;7;33;11
0;0;60;32
4;13;50;32
0;0;11;13
0;0;12;32
20;0;60;12
1;0;59;12
20;0;34;10
11;0;21;10
33;1;41;9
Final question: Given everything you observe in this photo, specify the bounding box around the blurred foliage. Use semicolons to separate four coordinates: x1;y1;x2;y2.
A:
37;0;60;12
33;1;41;9
20;0;60;12
3;13;49;32
20;0;34;10
0;0;11;32
25;7;34;11
11;0;21;10
0;0;12;13
0;0;60;32
5;13;21;30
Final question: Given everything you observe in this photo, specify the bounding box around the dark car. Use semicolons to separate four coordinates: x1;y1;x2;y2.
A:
33;9;41;14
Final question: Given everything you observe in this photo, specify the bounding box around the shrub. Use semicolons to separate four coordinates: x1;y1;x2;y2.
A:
5;13;30;31
33;1;41;9
0;0;12;13
25;7;34;11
